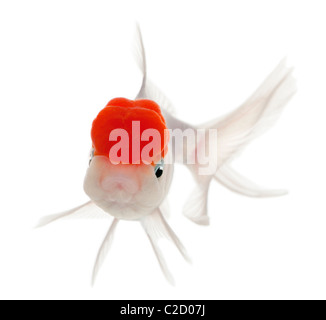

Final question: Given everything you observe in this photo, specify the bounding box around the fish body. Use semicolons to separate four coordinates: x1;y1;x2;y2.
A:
38;25;296;284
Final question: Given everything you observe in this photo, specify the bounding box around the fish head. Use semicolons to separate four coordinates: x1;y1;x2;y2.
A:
84;154;173;220
83;98;172;220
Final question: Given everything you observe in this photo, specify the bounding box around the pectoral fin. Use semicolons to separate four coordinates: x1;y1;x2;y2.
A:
92;219;119;286
36;201;108;228
141;208;191;284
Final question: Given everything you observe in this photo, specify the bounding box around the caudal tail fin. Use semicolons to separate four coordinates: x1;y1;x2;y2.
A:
183;60;296;225
214;164;288;198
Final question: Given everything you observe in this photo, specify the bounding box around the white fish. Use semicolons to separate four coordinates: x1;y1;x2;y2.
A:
38;25;296;285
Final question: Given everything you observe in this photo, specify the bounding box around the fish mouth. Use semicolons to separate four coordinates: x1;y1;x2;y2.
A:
101;176;139;195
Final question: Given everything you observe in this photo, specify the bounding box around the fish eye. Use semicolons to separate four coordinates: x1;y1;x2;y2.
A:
89;148;94;166
154;159;164;178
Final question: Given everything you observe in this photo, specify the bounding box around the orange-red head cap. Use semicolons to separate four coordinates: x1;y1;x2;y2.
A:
91;98;169;164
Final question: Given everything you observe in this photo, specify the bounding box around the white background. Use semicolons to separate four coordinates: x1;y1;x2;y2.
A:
0;0;325;300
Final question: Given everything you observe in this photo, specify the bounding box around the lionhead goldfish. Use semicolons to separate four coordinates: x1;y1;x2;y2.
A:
38;25;296;285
